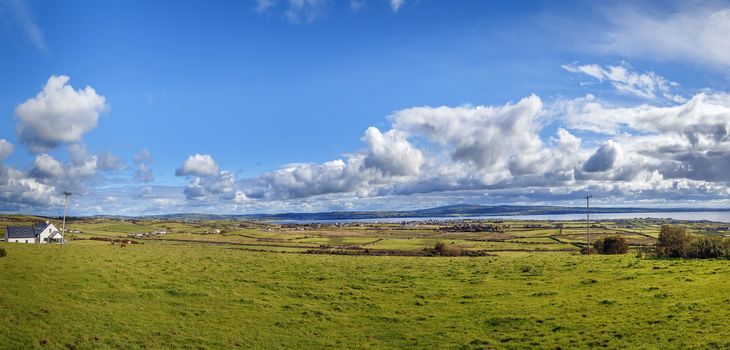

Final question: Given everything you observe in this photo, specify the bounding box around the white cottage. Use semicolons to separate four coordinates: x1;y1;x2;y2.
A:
4;221;63;244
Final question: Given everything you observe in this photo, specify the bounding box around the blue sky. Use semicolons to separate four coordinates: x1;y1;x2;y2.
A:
1;0;730;215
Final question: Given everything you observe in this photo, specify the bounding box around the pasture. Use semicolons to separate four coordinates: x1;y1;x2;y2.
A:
0;216;729;348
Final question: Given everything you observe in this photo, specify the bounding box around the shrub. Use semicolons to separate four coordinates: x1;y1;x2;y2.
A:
656;225;692;258
593;236;629;255
0;247;6;257
688;236;728;259
433;242;464;256
580;246;596;255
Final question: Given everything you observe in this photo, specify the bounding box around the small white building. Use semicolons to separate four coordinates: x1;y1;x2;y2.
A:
4;221;63;244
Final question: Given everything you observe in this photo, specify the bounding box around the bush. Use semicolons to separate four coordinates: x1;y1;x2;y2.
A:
433;242;464;256
593;236;629;255
0;247;6;257
688;236;728;259
656;225;692;258
580;246;596;255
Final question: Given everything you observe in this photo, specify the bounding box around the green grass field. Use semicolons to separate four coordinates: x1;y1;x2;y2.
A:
1;240;729;349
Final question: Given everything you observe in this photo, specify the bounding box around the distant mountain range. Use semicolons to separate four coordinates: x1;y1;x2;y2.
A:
89;204;730;221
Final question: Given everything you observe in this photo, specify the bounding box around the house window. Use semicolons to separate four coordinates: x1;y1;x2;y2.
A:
25;240;28;243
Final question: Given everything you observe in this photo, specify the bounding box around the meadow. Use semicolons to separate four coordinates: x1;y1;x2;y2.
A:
1;216;729;349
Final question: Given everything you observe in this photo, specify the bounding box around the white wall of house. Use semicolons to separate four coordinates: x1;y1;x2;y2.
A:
7;237;35;243
37;224;61;243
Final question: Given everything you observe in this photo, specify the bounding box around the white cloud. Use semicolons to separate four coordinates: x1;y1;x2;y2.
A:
389;0;405;12
27;148;100;192
15;75;108;153
0;164;60;211
350;0;364;11
234;88;730;207
0;0;46;50
0;139;14;161
391;95;544;173
30;154;63;179
362;127;423;176
133;149;151;163
135;163;154;183
583;140;622;173
255;0;277;12
175;153;220;177
247;158;370;200
242;95;581;201
183;170;239;201
562;63;685;102
96;151;126;171
600;6;730;68
255;0;330;23
255;0;405;23
132;148;153;183
285;0;329;23
557;92;730;140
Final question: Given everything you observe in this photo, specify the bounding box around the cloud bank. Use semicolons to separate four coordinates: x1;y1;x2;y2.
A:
4;64;730;215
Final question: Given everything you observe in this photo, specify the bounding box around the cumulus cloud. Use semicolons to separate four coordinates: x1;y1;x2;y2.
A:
183;171;239;201
133;149;151;163
392;95;544;173
25;147;100;193
233;84;730;208
30;153;63;179
0;164;60;211
246;158;370;200
562;63;685;103
0;139;15;161
362;127;423;176
599;6;730;68
15;75;108;153
583;140;622;172
241;95;584;201
133;149;154;183
174;153;246;202
134;164;153;183
558;93;730;140
175;154;220;177
96;151;126;171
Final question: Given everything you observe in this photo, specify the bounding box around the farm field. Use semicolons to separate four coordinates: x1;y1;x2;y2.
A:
1;216;729;348
2;215;726;255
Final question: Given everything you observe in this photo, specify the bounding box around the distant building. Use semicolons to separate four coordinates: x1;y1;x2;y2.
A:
4;221;63;244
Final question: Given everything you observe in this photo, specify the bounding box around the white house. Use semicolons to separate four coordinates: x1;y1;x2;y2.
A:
4;221;63;244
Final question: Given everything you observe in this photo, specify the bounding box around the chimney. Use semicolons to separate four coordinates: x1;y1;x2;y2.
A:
46;220;50;225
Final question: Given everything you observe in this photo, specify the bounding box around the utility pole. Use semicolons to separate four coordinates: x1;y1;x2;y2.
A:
62;191;71;245
585;194;592;254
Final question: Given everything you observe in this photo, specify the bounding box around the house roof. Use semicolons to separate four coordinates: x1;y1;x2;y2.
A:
5;222;57;239
33;222;50;232
6;226;37;239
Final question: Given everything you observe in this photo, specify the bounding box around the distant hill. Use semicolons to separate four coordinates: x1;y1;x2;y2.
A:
128;204;730;222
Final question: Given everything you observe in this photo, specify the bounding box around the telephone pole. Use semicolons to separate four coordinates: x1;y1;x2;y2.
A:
62;191;72;245
585;194;592;254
